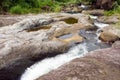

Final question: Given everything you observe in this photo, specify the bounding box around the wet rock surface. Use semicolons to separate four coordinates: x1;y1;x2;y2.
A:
37;41;120;80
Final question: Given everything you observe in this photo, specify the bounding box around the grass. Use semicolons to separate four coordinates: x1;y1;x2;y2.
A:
104;8;120;16
104;3;120;16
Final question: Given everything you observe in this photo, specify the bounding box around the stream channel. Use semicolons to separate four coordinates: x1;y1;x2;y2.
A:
20;15;111;80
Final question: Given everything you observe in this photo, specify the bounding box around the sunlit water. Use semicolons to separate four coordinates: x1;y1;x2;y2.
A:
20;43;88;80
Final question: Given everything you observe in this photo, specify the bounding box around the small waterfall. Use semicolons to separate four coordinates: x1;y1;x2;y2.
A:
94;20;109;29
90;15;109;43
20;43;88;80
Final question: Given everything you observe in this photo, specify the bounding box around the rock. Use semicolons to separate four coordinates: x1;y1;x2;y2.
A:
62;33;83;44
112;41;120;49
52;13;93;38
102;26;120;38
0;14;70;69
98;15;120;24
0;13;92;69
99;31;119;42
72;7;82;13
0;14;37;27
12;17;54;31
82;9;104;16
62;4;82;13
37;41;120;80
94;0;115;10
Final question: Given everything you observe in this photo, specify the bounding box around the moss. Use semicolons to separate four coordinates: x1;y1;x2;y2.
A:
63;17;78;24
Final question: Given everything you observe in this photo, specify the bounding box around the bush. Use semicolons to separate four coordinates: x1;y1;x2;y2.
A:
10;5;28;14
104;6;120;16
1;0;119;14
104;1;120;16
53;5;62;12
29;8;42;13
117;0;120;5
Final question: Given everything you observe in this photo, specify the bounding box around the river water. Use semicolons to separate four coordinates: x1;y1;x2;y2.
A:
20;16;111;80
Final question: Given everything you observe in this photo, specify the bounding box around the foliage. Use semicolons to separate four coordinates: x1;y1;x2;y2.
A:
104;1;120;16
53;5;62;12
9;5;28;14
117;0;120;5
0;0;120;14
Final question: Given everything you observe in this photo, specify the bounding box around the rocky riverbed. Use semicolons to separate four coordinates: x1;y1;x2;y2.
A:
0;11;120;80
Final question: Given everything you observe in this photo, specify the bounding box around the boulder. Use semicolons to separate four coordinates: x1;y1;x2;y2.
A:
99;31;119;42
82;9;104;16
102;26;120;38
0;14;37;27
37;41;120;80
0;13;92;70
62;4;82;13
94;0;115;10
0;14;71;69
98;15;120;24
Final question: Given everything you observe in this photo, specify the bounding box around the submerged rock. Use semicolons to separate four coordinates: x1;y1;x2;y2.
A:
37;41;120;80
63;33;83;44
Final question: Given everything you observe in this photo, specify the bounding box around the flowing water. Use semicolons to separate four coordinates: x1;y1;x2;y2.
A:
20;43;88;80
20;16;111;80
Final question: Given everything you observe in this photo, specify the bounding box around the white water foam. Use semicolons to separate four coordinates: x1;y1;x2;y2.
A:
93;20;109;43
94;21;109;29
89;15;98;20
79;4;88;9
20;43;88;80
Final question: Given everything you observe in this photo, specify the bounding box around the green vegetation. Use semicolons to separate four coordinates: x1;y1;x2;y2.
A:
9;5;29;14
1;0;94;14
0;0;83;14
104;6;120;16
114;22;120;30
0;0;120;14
104;1;120;16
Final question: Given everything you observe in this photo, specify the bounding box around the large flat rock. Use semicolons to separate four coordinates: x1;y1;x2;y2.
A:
37;41;120;80
0;13;93;69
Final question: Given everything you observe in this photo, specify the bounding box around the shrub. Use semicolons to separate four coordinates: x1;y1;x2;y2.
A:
10;5;28;14
53;5;62;12
104;6;120;16
117;0;120;5
29;8;42;14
